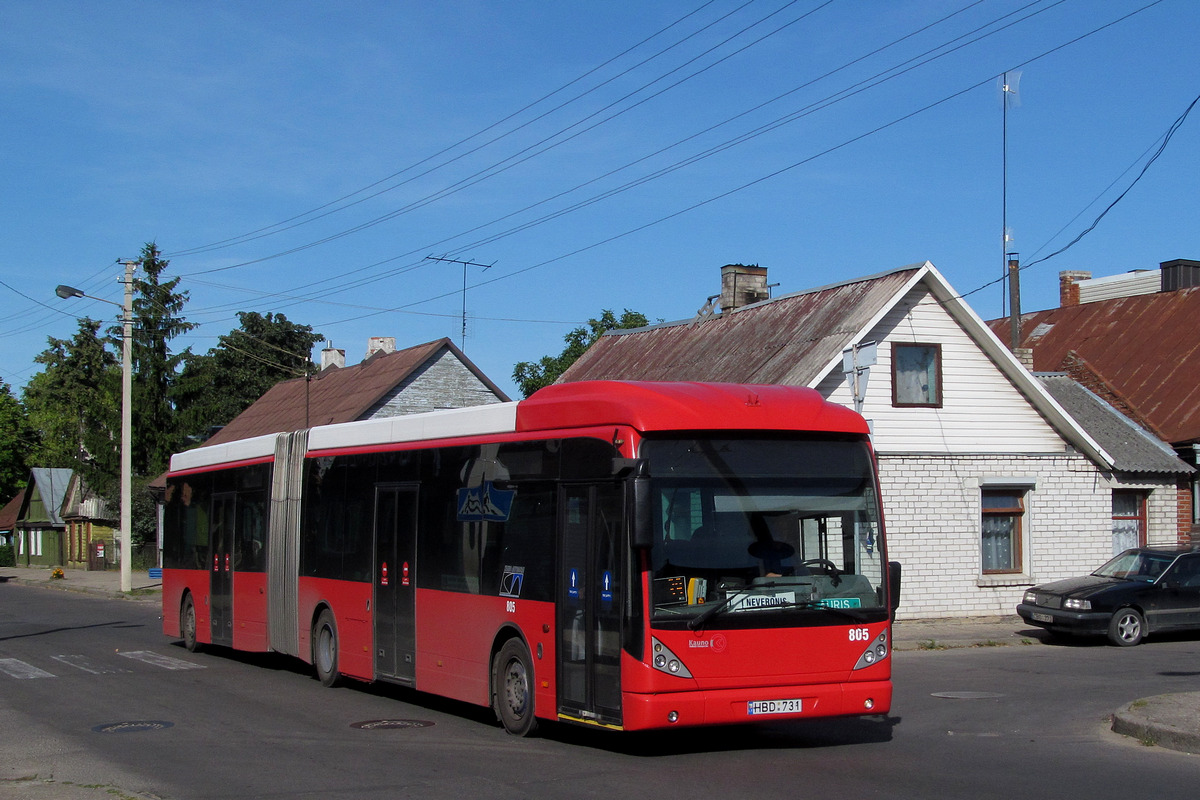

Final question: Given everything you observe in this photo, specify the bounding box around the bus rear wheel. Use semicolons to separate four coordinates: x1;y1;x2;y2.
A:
493;639;538;736
181;594;200;653
312;609;341;687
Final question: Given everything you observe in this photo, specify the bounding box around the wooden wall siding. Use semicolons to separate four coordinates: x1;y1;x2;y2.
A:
368;349;505;419
817;286;1065;455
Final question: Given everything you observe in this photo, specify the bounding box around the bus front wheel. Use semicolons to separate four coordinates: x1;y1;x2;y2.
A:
313;609;341;687
493;639;538;736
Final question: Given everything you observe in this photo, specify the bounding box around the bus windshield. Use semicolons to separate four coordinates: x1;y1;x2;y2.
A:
642;436;886;626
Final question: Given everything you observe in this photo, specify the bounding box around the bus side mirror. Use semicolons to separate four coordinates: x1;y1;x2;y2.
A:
888;561;902;619
613;458;654;549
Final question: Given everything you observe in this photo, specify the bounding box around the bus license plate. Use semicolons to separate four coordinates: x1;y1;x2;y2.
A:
747;698;802;715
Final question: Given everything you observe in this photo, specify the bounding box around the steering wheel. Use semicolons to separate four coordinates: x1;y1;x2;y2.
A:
803;558;842;586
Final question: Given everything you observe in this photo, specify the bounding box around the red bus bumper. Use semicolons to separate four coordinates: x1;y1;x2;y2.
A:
620;679;892;731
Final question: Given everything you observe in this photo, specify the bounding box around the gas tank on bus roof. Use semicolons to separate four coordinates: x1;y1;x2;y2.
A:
515;381;867;435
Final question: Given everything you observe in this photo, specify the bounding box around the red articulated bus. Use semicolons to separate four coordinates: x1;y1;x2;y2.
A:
162;380;898;735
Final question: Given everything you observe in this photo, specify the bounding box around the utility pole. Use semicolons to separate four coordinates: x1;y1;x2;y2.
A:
55;258;137;592
119;259;134;593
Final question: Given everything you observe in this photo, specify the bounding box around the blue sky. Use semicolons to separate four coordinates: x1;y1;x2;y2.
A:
2;0;1196;401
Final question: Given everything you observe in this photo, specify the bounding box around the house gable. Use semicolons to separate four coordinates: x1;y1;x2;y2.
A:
564;262;1110;466
200;338;510;446
816;283;1066;455
366;345;512;419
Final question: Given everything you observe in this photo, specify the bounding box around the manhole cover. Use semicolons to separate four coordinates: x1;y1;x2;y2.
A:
931;691;1004;700
350;719;434;730
92;720;174;734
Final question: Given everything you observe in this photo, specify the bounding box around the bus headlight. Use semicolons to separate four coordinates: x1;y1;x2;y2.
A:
853;630;889;670
650;637;693;678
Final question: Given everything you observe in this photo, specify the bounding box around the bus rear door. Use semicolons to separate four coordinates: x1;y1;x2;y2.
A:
558;483;624;728
210;492;235;647
374;484;418;684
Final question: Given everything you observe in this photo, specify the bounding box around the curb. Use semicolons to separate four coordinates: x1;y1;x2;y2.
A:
1111;693;1200;755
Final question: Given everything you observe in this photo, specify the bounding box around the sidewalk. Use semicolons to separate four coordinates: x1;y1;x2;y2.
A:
2;566;1197;755
0;565;162;602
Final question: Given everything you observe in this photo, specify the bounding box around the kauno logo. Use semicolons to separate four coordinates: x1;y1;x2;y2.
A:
456;480;515;522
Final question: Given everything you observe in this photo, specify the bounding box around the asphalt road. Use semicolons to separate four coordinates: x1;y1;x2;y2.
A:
2;581;1199;799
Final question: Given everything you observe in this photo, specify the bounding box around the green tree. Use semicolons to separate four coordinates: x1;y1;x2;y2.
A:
512;309;650;398
128;243;196;475
174;311;323;442
22;318;120;494
0;380;33;500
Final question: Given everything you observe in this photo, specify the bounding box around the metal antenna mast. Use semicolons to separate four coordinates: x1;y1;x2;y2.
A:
1001;71;1021;317
425;255;494;351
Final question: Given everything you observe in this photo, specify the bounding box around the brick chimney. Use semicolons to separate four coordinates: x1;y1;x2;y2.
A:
366;336;396;359
320;345;345;371
1058;270;1091;307
719;264;770;313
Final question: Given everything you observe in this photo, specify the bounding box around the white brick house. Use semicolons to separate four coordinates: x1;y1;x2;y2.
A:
561;263;1192;619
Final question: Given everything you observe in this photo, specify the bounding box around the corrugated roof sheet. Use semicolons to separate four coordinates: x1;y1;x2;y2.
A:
560;268;921;385
989;287;1200;445
202;338;507;446
28;468;73;526
1038;375;1192;474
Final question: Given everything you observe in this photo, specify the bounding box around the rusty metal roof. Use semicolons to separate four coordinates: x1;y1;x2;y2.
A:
560;267;922;386
202;338;509;446
988;287;1200;445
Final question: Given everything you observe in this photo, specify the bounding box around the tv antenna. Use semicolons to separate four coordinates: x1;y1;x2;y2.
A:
425;255;494;351
1000;70;1021;317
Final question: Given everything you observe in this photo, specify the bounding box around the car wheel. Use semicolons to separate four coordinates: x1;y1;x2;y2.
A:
1107;608;1145;646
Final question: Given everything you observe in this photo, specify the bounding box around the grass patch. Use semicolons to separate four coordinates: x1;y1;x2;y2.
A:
917;639;947;650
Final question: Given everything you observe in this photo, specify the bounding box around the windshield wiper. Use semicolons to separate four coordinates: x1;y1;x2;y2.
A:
687;588;743;631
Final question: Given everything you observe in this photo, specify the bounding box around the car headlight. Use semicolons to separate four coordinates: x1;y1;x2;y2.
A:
1064;598;1091;611
1023;590;1037;605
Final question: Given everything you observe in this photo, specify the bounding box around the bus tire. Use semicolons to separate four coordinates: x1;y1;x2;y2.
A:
493;639;538;736
312;609;342;687
181;594;200;653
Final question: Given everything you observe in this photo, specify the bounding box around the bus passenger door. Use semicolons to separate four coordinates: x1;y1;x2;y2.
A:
374;484;418;684
210;492;236;647
558;483;624;727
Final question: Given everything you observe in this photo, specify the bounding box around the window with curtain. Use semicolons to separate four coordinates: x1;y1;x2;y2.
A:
892;343;942;407
982;490;1024;574
1111;490;1147;555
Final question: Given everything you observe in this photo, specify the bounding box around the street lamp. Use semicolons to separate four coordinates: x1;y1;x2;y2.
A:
55;260;136;593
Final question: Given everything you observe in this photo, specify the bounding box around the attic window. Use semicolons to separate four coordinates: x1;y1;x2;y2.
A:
892;343;942;408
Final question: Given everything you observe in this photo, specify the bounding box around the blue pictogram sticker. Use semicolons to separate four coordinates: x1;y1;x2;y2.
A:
600;570;614;604
456;481;515;522
568;568;580;599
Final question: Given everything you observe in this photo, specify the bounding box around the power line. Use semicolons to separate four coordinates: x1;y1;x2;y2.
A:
175;0;825;276
163;0;734;259
173;0;1008;305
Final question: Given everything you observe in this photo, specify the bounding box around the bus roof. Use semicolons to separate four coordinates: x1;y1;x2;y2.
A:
516;381;866;435
170;381;866;473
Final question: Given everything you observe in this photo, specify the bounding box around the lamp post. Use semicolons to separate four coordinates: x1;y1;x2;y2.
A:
56;259;136;593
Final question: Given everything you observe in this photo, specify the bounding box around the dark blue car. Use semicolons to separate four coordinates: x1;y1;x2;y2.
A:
1017;545;1200;646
